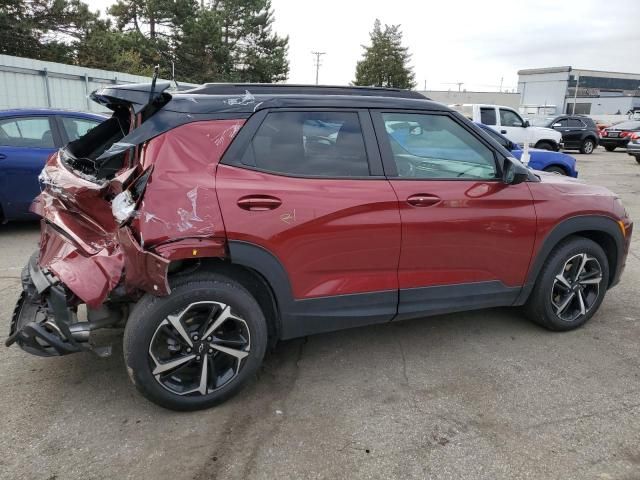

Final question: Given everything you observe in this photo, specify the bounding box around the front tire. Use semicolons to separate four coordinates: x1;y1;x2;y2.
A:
634;155;640;164
543;165;567;175
535;140;555;151
524;237;609;331
580;138;595;154
124;272;268;411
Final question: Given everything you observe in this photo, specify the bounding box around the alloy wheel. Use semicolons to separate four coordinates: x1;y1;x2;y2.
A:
148;301;251;396
583;140;594;154
551;253;603;322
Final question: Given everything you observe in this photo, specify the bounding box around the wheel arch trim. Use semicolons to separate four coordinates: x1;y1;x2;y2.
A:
515;215;625;305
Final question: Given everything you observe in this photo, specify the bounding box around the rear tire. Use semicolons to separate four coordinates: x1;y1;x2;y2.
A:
543;165;567;175
580;138;595;154
535;140;555;151
124;272;268;411
524;237;609;331
634;155;640;164
604;145;616;152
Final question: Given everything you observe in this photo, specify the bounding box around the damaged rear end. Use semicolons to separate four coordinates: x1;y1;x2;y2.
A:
6;82;244;357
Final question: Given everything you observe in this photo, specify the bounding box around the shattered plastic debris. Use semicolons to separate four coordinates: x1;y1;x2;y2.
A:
224;90;255;106
111;190;136;223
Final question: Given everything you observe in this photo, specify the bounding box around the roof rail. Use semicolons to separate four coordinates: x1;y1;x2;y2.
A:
183;83;428;100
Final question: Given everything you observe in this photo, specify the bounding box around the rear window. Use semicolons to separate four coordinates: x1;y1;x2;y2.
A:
62;109;132;180
61;117;102;142
240;111;370;177
611;121;640;130
480;108;497;125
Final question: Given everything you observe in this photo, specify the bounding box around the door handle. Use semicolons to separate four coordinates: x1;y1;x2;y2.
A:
0;153;6;160
407;194;441;207
500;130;507;134
237;195;282;211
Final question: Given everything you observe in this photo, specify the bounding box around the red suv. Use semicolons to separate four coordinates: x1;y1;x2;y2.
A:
6;83;633;411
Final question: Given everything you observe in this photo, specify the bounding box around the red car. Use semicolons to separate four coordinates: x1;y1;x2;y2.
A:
600;120;640;151
6;83;633;411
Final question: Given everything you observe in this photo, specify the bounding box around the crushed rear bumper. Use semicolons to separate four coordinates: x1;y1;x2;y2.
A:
6;255;117;357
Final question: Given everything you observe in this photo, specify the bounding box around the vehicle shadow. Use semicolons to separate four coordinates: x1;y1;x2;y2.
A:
6;306;537;417
0;221;40;235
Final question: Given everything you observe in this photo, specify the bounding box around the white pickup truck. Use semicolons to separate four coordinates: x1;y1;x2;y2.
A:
452;104;563;151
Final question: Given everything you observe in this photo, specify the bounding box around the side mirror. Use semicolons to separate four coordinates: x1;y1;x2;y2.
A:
506;140;516;151
523;120;530;128
502;157;529;185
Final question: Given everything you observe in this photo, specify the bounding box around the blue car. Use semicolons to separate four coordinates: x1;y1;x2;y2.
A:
0;109;105;222
475;122;578;178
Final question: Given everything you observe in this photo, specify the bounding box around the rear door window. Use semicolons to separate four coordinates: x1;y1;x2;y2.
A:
480;107;497;125
568;119;585;128
240;111;371;177
0;116;55;148
60;117;102;142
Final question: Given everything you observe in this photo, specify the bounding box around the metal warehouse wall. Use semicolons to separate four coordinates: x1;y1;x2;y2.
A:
419;90;521;109
0;55;195;113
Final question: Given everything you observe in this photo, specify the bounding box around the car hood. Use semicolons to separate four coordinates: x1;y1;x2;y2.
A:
531;126;562;141
535;170;614;196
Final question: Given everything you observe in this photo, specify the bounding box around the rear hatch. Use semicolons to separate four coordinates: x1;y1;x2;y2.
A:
32;82;174;307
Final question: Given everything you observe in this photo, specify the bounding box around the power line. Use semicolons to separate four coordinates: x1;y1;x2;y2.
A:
311;51;326;85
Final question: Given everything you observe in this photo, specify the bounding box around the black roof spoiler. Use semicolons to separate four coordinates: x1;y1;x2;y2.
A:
183;83;429;100
90;81;172;113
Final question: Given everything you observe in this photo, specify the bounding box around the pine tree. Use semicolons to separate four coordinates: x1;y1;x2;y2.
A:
0;0;105;63
174;0;288;83
1;0;288;84
354;19;415;89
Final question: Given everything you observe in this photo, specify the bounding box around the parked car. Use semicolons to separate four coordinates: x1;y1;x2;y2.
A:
452;103;563;151
475;122;578;177
627;133;640;163
530;115;599;154
7;83;633;411
600;120;640;151
0;109;106;221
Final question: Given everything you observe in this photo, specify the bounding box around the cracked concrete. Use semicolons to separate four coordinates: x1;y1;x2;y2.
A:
1;148;639;480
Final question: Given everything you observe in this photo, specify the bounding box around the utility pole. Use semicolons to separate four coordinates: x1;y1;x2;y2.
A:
311;51;326;85
499;76;503;92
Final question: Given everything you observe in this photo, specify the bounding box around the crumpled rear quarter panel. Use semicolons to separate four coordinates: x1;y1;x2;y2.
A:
134;119;245;246
30;119;244;308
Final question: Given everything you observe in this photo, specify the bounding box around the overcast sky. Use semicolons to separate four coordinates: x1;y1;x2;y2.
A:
87;0;640;91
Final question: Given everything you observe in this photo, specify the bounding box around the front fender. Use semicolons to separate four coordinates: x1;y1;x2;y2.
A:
515;215;627;305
